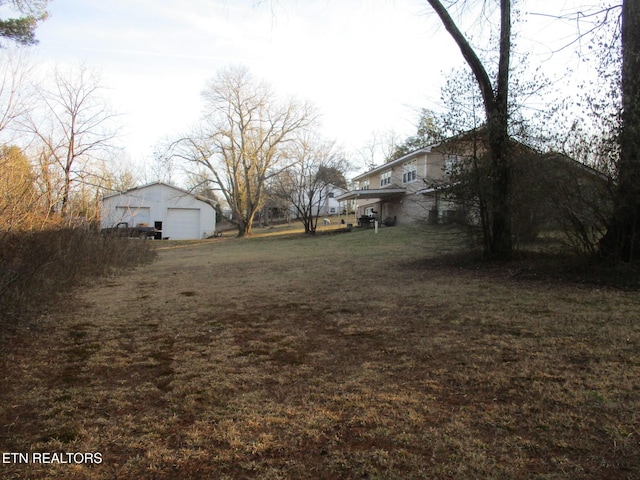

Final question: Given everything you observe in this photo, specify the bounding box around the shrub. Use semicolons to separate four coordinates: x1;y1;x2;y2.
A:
0;227;156;325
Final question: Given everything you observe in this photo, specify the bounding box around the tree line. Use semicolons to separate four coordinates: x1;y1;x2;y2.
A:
2;0;638;261
0;54;127;233
1;2;350;238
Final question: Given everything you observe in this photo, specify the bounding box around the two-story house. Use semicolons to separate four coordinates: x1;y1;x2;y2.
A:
286;183;348;219
316;183;348;217
338;130;611;240
336;142;459;226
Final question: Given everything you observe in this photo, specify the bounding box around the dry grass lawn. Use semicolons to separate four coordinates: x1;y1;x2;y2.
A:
1;224;639;479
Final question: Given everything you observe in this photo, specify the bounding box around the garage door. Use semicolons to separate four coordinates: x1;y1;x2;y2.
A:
115;206;151;226
165;208;200;240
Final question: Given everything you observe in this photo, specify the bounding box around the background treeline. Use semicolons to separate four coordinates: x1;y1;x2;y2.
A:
0;140;154;327
0;54;152;327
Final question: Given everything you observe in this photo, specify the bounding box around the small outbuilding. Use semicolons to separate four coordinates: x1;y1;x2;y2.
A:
101;182;217;240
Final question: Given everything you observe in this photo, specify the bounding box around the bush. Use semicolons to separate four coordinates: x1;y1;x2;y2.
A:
0;227;156;325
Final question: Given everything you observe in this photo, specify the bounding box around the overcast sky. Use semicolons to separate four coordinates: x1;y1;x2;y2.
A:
17;0;599;167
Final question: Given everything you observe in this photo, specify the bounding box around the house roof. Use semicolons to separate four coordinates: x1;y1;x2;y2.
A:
349;128;489;182
540;152;611;182
102;181;218;206
335;188;406;202
352;148;433;181
326;183;348;193
350;127;611;186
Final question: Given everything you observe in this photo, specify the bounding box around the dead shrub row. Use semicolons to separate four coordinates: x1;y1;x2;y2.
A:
0;228;156;325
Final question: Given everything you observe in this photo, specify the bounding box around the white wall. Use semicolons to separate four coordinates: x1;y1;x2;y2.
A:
101;183;216;239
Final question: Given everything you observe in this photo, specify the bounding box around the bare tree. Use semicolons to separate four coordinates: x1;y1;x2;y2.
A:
357;130;402;170
539;2;640;261
173;65;318;237
426;0;513;258
272;134;347;234
147;144;176;185
97;156;139;194
0;47;34;140
26;64;119;217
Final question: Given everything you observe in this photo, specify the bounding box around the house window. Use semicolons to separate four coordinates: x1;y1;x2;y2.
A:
330;207;336;214
360;179;370;190
380;170;392;187
328;191;335;198
402;160;417;184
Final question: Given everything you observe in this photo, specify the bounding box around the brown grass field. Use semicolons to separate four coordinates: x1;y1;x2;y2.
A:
1;224;639;479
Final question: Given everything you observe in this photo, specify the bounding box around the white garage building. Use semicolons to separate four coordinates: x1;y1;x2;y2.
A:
101;182;217;240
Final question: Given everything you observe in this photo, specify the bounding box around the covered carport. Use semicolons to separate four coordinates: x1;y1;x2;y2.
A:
335;188;406;227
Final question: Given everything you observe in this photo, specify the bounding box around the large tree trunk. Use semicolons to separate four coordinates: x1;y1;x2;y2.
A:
488;0;512;258
426;0;513;258
237;221;248;237
600;0;640;261
241;209;258;237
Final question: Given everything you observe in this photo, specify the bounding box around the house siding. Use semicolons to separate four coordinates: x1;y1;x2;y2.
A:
319;185;347;216
349;149;450;225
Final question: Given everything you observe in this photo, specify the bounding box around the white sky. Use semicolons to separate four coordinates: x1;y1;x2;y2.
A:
17;0;600;168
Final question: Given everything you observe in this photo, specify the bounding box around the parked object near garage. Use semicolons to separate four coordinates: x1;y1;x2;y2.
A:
101;222;158;239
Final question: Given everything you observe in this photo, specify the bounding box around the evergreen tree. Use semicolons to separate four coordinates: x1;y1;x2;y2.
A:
0;0;48;47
